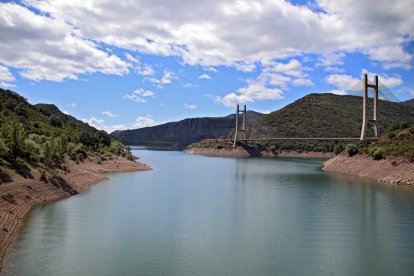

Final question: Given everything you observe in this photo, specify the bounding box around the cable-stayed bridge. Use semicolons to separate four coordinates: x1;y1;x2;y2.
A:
231;73;399;149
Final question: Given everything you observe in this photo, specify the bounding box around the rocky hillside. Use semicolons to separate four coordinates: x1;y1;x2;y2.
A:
111;111;262;149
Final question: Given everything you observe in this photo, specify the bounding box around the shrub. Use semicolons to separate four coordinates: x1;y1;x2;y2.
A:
333;144;344;155
0;169;12;184
344;144;358;157
1;191;15;203
369;147;385;160
0;138;9;158
40;169;48;183
268;145;277;151
1;120;26;158
24;138;41;160
50;115;63;127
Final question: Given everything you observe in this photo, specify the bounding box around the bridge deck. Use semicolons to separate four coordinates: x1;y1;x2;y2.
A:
208;137;379;142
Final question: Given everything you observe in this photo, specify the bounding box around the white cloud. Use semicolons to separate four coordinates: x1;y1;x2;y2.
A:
0;65;15;81
145;69;176;85
328;89;347;96
124;88;155;103
184;103;197;109
0;65;15;87
270;59;304;77
132;115;156;128
292;78;314;87
23;0;414;71
125;53;139;63
68;102;76;108
361;70;403;88
136;64;155;76
0;2;130;82
216;79;283;107
317;52;345;68
0;81;15;88
233;62;256;72
325;74;360;90
204;66;218;73
101;124;126;133
101;111;119;117
198;73;211;79
216;58;314;106
82;116;125;133
82;117;105;127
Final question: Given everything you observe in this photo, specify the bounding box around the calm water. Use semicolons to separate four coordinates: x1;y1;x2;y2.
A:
3;150;414;275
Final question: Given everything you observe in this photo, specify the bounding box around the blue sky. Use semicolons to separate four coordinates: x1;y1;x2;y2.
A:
0;0;413;132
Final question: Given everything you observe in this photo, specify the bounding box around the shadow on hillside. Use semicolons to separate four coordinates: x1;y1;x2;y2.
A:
48;176;79;195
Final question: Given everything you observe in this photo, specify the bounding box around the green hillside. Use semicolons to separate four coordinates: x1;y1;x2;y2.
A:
191;93;414;153
0;89;130;184
249;93;414;139
342;124;414;160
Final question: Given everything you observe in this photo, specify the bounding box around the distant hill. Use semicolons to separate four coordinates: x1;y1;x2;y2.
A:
111;111;263;149
403;98;414;107
247;93;414;139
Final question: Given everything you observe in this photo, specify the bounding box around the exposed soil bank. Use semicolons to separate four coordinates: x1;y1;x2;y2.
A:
323;154;414;185
0;157;151;272
184;147;335;158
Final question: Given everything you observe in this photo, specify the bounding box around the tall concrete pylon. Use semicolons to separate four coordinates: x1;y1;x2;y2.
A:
360;73;379;140
233;104;247;149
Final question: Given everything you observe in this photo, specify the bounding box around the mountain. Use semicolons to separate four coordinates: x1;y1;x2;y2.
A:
403;98;414;107
247;93;414;139
111;111;263;149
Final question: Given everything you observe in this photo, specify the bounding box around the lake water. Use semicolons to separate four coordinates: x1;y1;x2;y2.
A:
3;150;414;275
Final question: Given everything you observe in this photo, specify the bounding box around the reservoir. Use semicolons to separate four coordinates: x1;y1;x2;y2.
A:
3;150;414;275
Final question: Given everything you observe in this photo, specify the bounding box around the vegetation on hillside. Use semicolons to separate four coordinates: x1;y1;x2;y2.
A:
343;124;414;161
191;94;414;154
0;89;131;184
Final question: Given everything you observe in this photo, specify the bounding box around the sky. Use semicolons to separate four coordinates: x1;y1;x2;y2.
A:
0;0;413;133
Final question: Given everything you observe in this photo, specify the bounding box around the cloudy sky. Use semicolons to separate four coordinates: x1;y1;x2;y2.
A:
1;0;413;132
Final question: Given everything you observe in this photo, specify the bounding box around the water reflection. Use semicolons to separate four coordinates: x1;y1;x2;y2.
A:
3;151;414;276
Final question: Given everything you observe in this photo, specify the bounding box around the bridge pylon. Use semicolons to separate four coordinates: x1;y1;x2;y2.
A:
360;73;379;140
233;104;246;149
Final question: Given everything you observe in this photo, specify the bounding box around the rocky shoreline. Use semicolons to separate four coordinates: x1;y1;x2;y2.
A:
186;147;414;185
184;146;335;158
0;156;151;272
323;154;414;185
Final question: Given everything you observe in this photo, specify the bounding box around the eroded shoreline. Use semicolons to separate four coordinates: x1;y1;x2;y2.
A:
0;156;151;273
186;147;414;185
184;147;335;158
323;154;414;185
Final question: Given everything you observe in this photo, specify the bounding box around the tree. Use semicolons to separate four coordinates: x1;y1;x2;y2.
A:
1;120;26;158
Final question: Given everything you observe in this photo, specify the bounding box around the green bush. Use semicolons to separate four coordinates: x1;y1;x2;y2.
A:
344;144;358;156
0;138;9;158
369;147;385;160
333;144;344;155
24;138;41;160
1;120;26;158
50;115;63;127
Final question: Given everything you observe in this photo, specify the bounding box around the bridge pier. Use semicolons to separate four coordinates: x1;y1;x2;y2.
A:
233;104;246;149
360;73;379;140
